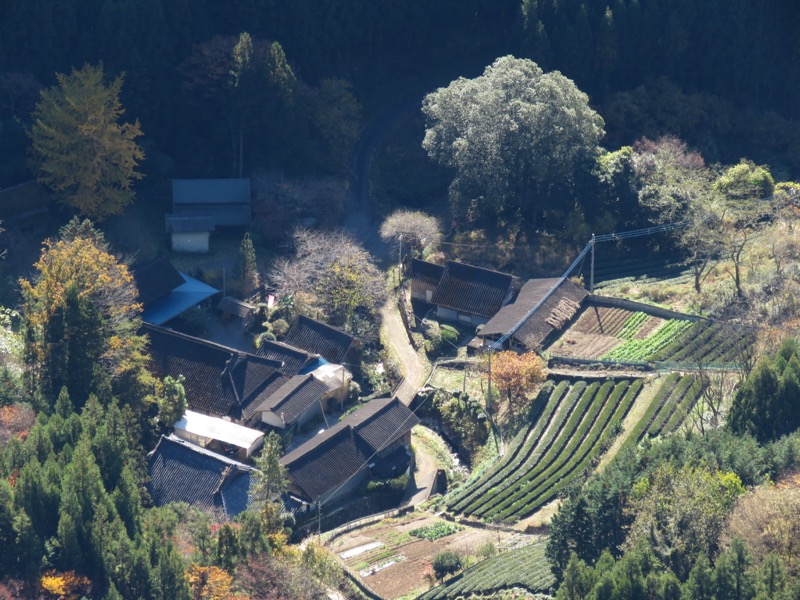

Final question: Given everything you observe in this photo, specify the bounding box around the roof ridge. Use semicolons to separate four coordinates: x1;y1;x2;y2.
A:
446;259;513;278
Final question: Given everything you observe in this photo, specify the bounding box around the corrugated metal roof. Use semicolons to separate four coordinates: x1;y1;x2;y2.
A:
479;278;588;350
165;214;215;233
172;179;251;205
174;410;264;449
140;272;219;325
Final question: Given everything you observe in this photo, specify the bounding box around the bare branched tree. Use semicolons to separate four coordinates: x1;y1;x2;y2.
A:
379;209;442;259
269;228;386;335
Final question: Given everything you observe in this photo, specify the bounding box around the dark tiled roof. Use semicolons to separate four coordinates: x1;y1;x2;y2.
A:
280;398;419;501
146;436;253;518
133;257;186;306
480;278;588;350
165;214;215;233
255;340;314;376
243;373;291;421
281;427;373;501
256;374;331;426
283;315;355;363
406;259;445;288
347;398;421;453
430;261;513;318
479;278;563;337
143;324;282;419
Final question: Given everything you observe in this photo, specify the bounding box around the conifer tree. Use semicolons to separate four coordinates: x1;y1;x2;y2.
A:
235;232;260;298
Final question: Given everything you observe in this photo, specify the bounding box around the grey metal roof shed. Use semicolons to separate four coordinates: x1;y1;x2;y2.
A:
171;178;252;226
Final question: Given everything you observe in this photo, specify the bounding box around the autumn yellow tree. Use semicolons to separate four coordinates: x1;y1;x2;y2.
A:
28;63;144;220
186;564;233;600
19;218;145;402
489;351;547;414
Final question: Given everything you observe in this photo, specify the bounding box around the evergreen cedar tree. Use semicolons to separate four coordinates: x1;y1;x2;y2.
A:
28;64;144;221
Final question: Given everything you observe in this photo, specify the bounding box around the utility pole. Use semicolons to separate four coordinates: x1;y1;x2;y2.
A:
589;233;596;293
398;235;403;286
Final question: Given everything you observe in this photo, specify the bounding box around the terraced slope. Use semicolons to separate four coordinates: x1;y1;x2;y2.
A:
417;541;555;600
447;378;643;523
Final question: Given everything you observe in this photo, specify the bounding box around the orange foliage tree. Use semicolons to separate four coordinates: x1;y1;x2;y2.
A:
489;351;547;414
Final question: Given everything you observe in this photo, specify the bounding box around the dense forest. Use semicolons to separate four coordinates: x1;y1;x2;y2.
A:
1;0;799;187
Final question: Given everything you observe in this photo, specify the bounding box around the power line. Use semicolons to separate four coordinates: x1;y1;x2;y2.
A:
485;221;684;351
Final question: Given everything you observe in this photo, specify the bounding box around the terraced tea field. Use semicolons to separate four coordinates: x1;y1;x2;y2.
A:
447;378;643;523
417;540;555;599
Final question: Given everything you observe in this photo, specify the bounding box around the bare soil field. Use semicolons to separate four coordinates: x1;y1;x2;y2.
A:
570;306;637;336
327;512;529;599
548;331;622;359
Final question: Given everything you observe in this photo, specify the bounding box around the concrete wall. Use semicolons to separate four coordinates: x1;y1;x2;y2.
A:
590;295;703;322
171;232;210;253
410;281;436;303
437;306;490;327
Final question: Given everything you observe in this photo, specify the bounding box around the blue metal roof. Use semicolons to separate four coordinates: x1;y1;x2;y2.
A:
141;272;219;325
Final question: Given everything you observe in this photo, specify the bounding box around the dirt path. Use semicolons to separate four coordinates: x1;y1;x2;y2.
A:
401;428;440;507
380;298;429;405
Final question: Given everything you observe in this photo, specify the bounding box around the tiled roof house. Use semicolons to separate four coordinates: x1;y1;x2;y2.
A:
280;398;420;505
283;315;357;364
147;435;254;518
406;258;445;303
430;261;514;326
478;278;588;351
143;323;283;423
144;323;348;428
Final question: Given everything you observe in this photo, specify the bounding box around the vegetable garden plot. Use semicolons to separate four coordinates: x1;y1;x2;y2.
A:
548;304;694;364
417;540;555;600
448;379;644;523
600;318;694;362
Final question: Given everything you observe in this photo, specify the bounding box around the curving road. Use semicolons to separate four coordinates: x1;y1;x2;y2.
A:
342;99;430;405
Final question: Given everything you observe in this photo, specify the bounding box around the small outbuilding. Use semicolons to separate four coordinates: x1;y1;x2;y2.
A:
171;178;252;226
406;258;445;303
165;215;215;253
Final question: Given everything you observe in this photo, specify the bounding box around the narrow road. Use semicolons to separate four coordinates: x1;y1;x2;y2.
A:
401;427;440;508
342;98;429;406
380;298;428;405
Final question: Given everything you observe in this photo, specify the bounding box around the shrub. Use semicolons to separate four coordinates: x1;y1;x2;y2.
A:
270;318;289;339
432;551;463;581
440;324;460;345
